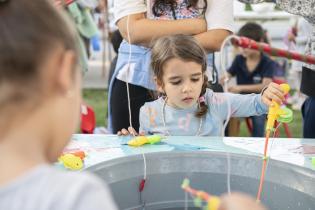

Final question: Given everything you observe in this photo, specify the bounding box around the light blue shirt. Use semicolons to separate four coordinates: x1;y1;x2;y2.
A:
139;89;268;136
0;165;117;210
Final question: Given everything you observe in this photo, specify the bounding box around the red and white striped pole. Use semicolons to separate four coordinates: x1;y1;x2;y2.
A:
234;36;315;65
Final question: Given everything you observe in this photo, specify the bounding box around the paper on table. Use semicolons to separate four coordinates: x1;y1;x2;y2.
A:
223;137;305;166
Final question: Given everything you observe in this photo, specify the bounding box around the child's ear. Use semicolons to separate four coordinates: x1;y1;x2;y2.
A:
154;76;164;93
57;50;76;93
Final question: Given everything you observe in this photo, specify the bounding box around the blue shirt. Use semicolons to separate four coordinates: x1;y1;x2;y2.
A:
228;54;275;86
139;89;268;136
0;165;117;210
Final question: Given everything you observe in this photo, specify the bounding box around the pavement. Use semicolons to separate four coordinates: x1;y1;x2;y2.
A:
83;39;114;89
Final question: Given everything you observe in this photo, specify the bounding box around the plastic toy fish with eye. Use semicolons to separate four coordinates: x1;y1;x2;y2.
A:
58;154;83;170
127;135;162;147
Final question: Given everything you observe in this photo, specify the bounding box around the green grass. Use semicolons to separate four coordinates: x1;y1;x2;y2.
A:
83;89;108;127
239;109;303;138
83;89;303;137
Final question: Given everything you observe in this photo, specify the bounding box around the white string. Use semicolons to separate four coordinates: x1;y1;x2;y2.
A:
125;15;147;182
265;122;282;175
140;153;147;209
125;15;147;209
219;34;241;195
126;15;134;131
220;34;240;131
184;191;188;210
142;153;147;180
226;150;231;195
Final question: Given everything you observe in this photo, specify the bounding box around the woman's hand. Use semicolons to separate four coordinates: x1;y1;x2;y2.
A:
261;82;285;106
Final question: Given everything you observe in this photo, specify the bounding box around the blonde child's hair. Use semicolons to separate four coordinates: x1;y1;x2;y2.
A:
0;0;78;132
219;192;267;210
151;34;209;117
0;0;78;136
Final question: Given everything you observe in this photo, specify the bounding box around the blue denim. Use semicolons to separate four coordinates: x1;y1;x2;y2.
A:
107;41;152;132
250;114;266;137
302;97;315;138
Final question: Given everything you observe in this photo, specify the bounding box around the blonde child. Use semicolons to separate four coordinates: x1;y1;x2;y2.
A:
118;34;285;136
0;0;116;209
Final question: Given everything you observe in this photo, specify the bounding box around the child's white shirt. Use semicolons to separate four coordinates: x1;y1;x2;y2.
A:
113;0;234;32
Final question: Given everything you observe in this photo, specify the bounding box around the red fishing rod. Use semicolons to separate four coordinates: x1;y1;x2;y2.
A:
54;0;76;7
233;36;315;65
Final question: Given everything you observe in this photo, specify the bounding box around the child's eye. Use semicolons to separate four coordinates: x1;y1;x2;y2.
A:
170;80;181;85
191;78;200;82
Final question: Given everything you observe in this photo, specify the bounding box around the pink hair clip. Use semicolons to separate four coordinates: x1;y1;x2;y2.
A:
199;96;206;103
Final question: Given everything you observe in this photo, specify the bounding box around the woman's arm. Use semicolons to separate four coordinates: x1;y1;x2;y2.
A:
230;78;272;94
194;0;234;52
117;13;207;45
194;29;231;52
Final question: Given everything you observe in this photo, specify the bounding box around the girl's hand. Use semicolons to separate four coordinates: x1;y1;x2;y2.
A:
117;127;144;136
261;82;285;106
219;192;266;210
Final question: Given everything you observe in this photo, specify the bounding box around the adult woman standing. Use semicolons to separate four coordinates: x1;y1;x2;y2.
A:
108;0;233;133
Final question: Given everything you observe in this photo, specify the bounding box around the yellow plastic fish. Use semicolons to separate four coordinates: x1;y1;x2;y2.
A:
207;196;220;210
58;154;83;170
127;135;162;147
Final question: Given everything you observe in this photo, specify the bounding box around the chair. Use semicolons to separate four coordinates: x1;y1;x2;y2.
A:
245;118;292;138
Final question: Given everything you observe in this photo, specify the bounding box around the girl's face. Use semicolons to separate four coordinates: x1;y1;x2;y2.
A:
157;58;204;109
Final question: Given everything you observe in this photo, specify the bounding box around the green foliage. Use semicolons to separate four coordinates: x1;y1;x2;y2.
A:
245;3;253;11
239;108;303;138
82;89;108;127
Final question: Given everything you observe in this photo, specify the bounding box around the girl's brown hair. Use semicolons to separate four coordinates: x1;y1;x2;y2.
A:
151;34;209;118
152;0;208;19
0;0;78;111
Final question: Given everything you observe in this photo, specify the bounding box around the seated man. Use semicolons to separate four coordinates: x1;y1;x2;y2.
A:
222;22;279;137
